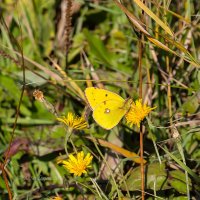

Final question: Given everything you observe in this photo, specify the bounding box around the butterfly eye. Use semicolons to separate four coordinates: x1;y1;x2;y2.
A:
104;108;110;114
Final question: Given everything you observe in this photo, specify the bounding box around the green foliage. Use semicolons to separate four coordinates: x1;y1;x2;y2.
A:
124;163;169;191
169;170;191;194
0;0;199;199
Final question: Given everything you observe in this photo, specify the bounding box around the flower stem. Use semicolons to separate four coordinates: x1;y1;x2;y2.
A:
64;128;72;156
140;125;145;200
138;35;145;200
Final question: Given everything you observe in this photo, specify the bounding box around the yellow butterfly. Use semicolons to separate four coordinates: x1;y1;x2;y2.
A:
85;87;133;130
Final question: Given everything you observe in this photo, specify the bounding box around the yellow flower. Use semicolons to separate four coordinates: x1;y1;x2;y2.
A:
57;112;88;130
125;99;156;127
57;151;93;176
50;196;63;200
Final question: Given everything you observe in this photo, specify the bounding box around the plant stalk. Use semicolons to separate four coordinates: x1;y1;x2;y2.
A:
138;37;145;200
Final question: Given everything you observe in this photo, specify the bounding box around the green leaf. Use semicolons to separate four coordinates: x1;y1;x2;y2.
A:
20;104;32;117
179;94;199;114
123;162;169;191
0;75;20;100
169;170;191;194
0;175;6;189
171;197;188;200
83;29;130;72
160;146;200;183
133;0;173;36
33;159;48;175
84;29;116;67
16;70;49;86
1;118;55;125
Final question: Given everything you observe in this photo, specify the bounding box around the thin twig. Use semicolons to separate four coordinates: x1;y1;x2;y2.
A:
1;165;12;200
1;14;26;200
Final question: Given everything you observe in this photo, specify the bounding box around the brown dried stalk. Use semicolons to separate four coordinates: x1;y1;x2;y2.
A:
0;49;20;66
65;0;72;69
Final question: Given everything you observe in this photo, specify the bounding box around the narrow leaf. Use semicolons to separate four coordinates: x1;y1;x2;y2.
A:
133;0;173;36
159;145;200;183
87;136;146;164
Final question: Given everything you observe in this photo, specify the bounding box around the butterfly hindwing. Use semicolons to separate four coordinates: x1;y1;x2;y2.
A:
93;99;127;130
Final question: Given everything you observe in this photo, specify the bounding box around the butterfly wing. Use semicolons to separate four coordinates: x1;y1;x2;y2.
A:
85;87;125;110
85;87;132;129
93;99;128;129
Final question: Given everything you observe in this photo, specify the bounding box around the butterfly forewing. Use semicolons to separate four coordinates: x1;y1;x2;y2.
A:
85;87;125;110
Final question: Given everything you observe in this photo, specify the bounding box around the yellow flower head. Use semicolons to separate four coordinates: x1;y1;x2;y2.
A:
57;112;88;130
50;196;63;200
57;151;93;176
125;99;156;127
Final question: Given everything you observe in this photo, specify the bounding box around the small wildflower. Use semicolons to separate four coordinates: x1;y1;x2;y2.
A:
50;196;63;200
125;99;156;127
33;90;57;115
57;151;93;176
33;90;44;102
57;112;88;130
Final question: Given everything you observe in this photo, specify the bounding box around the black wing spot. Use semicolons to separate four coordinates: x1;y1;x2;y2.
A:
105;93;108;97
